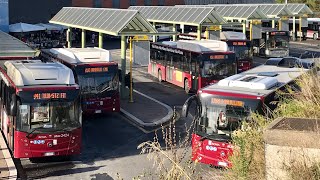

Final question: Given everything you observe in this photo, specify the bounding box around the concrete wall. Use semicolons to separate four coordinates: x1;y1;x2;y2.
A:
265;145;320;180
9;0;72;24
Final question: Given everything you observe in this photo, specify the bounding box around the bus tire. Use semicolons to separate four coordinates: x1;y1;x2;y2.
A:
184;79;190;94
158;70;162;82
314;34;317;40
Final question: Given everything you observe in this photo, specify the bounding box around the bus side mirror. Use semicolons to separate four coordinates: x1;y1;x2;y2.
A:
9;94;17;116
182;95;200;118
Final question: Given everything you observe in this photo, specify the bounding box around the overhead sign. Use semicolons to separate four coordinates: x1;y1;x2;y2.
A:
208;25;221;31
132;35;149;41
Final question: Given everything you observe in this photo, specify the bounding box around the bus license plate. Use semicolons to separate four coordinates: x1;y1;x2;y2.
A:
95;110;102;114
44;152;55;156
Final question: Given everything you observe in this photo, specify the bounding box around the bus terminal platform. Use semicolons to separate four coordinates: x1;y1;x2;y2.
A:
0;132;17;180
120;88;174;130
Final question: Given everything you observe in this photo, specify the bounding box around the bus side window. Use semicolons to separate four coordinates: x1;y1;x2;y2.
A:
173;54;181;69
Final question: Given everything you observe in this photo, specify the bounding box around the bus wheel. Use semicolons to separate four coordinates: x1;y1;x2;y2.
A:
184;79;190;93
158;70;162;82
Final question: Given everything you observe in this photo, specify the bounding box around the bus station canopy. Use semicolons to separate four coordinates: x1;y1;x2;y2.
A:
221;4;313;17
129;6;226;26
213;4;294;18
50;7;172;36
286;4;313;16
0;30;37;58
175;5;267;20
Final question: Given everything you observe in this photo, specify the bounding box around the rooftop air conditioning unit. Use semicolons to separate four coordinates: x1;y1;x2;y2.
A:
218;74;278;90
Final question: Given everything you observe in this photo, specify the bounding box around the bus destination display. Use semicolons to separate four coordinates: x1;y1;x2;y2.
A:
33;93;67;100
211;98;244;107
232;41;247;46
84;67;108;73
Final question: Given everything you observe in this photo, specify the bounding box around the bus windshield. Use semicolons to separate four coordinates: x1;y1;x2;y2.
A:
201;60;236;78
18;100;81;132
78;72;118;95
196;95;261;138
269;35;289;49
228;45;252;59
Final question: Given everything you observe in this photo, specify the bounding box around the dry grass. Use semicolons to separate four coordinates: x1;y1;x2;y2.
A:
137;107;198;180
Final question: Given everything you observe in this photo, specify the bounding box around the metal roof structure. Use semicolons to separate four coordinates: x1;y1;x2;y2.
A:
229;3;313;16
129;6;226;26
49;48;113;64
50;7;161;36
285;4;313;15
175;5;268;20
213;4;293;18
0;31;36;58
3;60;76;86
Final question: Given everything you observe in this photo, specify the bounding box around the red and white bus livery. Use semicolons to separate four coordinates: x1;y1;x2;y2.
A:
182;59;314;167
178;31;253;73
42;48;120;114
149;40;237;93
0;60;82;158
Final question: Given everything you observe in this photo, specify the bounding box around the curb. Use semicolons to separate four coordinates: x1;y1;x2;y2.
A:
290;41;320;47
0;133;17;180
120;89;174;127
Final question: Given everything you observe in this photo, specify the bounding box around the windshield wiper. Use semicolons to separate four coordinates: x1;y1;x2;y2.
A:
26;126;44;138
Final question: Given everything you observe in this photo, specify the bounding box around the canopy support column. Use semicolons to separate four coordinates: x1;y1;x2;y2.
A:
242;21;246;34
299;17;302;42
278;19;282;31
181;24;185;33
292;16;296;41
67;27;72;48
205;27;209;39
152;22;157;42
272;19;275;29
249;20;253;41
81;29;86;48
99;32;103;48
172;24;177;41
120;35;127;99
197;25;202;40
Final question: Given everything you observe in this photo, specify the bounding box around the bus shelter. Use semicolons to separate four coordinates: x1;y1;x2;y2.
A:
129;6;226;40
50;7;176;98
0;30;37;59
175;4;268;40
213;4;313;41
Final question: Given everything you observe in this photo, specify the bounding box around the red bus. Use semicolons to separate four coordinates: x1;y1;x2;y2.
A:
149;40;237;93
0;60;82;158
41;48;120;115
178;31;252;73
181;59;314;167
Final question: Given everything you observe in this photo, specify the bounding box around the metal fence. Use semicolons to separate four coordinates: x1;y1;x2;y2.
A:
184;0;275;5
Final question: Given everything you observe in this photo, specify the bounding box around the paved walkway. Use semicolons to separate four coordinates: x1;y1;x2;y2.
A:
120;89;173;127
0;133;17;180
